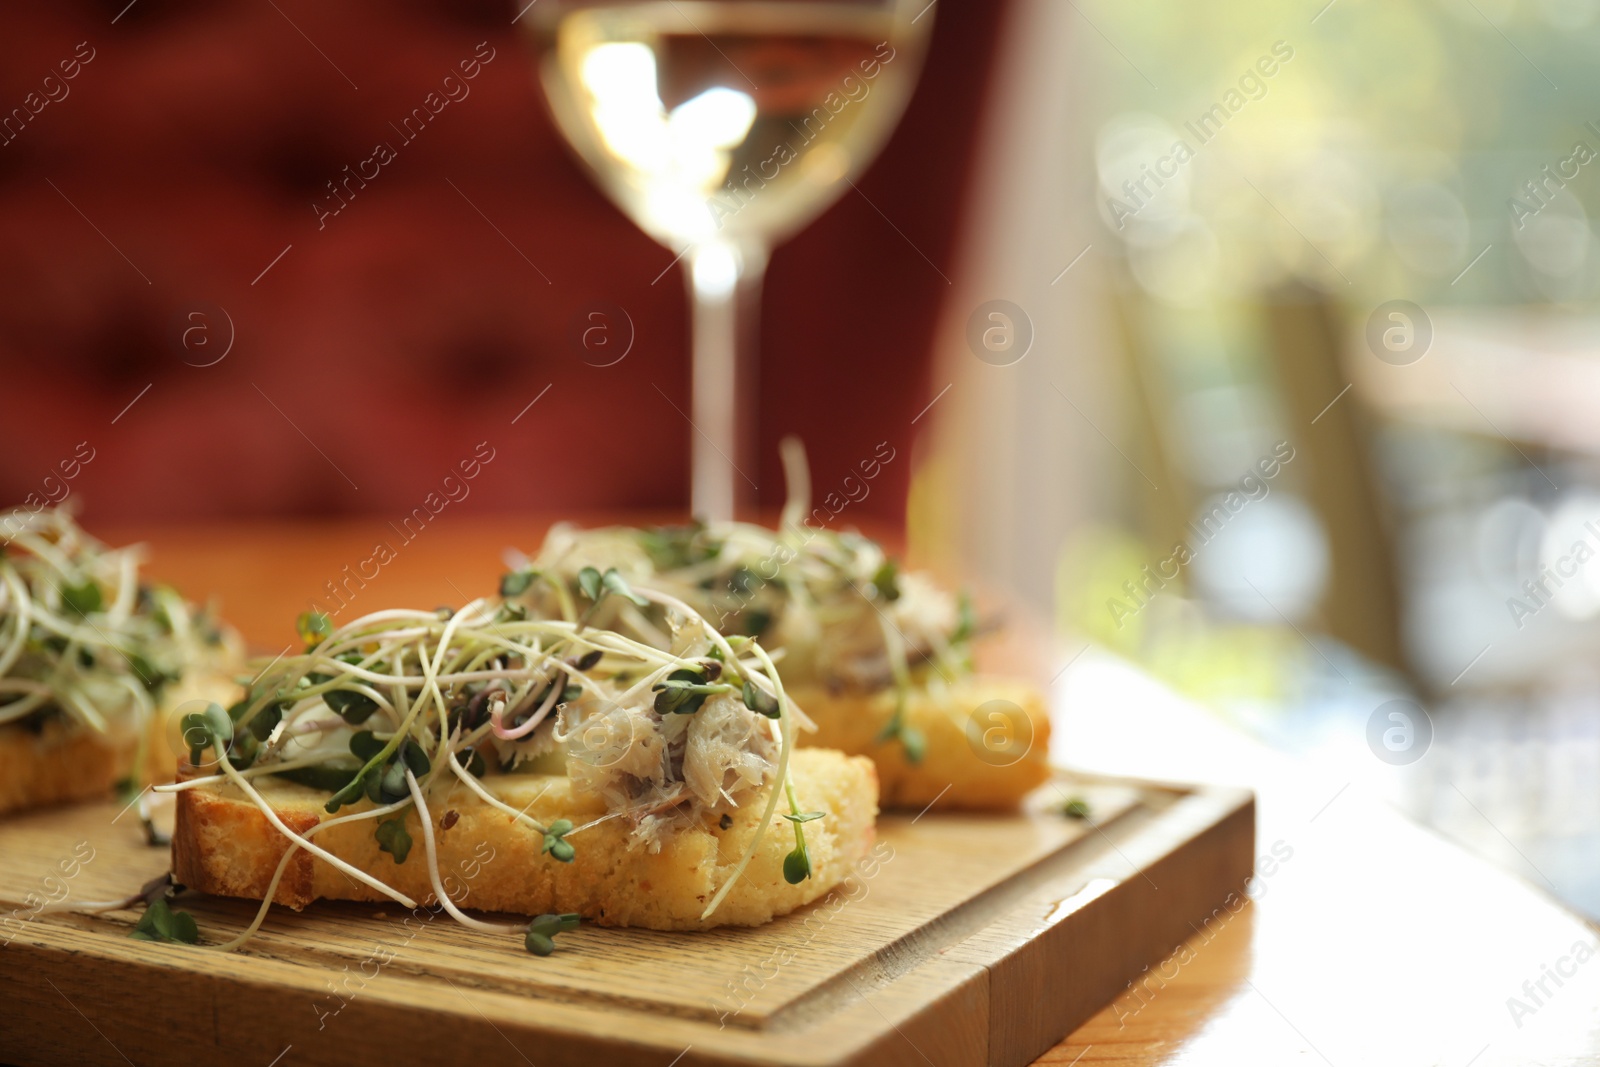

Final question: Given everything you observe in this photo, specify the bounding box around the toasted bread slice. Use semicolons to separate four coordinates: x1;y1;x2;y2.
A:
789;675;1051;811
173;747;878;930
0;719;135;816
0;667;242;816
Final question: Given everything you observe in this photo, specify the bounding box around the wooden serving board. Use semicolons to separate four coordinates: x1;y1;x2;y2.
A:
0;775;1252;1067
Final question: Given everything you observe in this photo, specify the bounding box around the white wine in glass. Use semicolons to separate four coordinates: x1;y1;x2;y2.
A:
530;0;933;519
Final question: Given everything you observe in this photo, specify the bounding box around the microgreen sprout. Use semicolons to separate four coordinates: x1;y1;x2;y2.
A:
870;559;900;602
295;610;332;648
638;521;717;571
61;577;103;618
499;569;536;597
0;507;229;783
782;841;811;885
899;724;927;765
1059;796;1091;820
524;912;581;956
574;566;651;630
180;701;234;767
652;665;734;716
741;679;780;718
779;773;822;885
130;896;200;945
375;815;413;863
951;592;977;646
876;706;926;766
313;652;380;724
542;818;576;863
874;617;925;765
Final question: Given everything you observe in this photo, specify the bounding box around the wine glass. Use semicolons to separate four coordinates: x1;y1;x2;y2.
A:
529;0;934;520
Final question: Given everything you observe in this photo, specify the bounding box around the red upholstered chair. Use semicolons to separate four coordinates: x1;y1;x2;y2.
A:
0;0;1012;529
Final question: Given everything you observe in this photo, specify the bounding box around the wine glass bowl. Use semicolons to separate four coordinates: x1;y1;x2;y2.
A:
529;0;933;518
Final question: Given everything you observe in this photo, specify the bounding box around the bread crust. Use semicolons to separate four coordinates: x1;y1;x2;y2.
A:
789;675;1051;811
172;747;879;931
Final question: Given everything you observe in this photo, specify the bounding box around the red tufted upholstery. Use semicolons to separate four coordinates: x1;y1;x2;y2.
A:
0;0;1011;528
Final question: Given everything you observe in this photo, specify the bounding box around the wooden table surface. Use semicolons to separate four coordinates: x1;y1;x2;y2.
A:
91;519;1600;1066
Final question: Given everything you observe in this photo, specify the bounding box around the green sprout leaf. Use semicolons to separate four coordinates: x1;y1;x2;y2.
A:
180;702;234;766
638;522;717;570
312;652;379;724
951;592;977;645
129;897;199;944
365;766;386;804
782;843;811;885
600;568;650;608
325;774;368;813
349;730;385;763
325;724;433;813
296;610;333;648
870;559;900;602
127;651;174;694
180;719;207;767
653;668;720;715
324;687;378;725
379;760;410;803
542;818;575;863
61;577;102;618
522;918;577;956
577;566;650;609
899;724;926;765
272;764;360;793
741;680;780;719
244;701;283;743
114;776;140;808
400;739;431;778
499;569;535;597
725;566;758;596
875;698;925;765
375;815;413;864
225;729;259;770
780;766;816;886
576;566;602;602
1060;796;1091;820
528;912;581;938
652;665;728;715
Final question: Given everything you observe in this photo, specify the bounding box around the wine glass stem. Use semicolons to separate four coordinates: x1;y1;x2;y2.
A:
687;239;767;521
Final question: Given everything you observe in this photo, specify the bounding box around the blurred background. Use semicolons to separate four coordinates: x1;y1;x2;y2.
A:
4;0;1600;919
